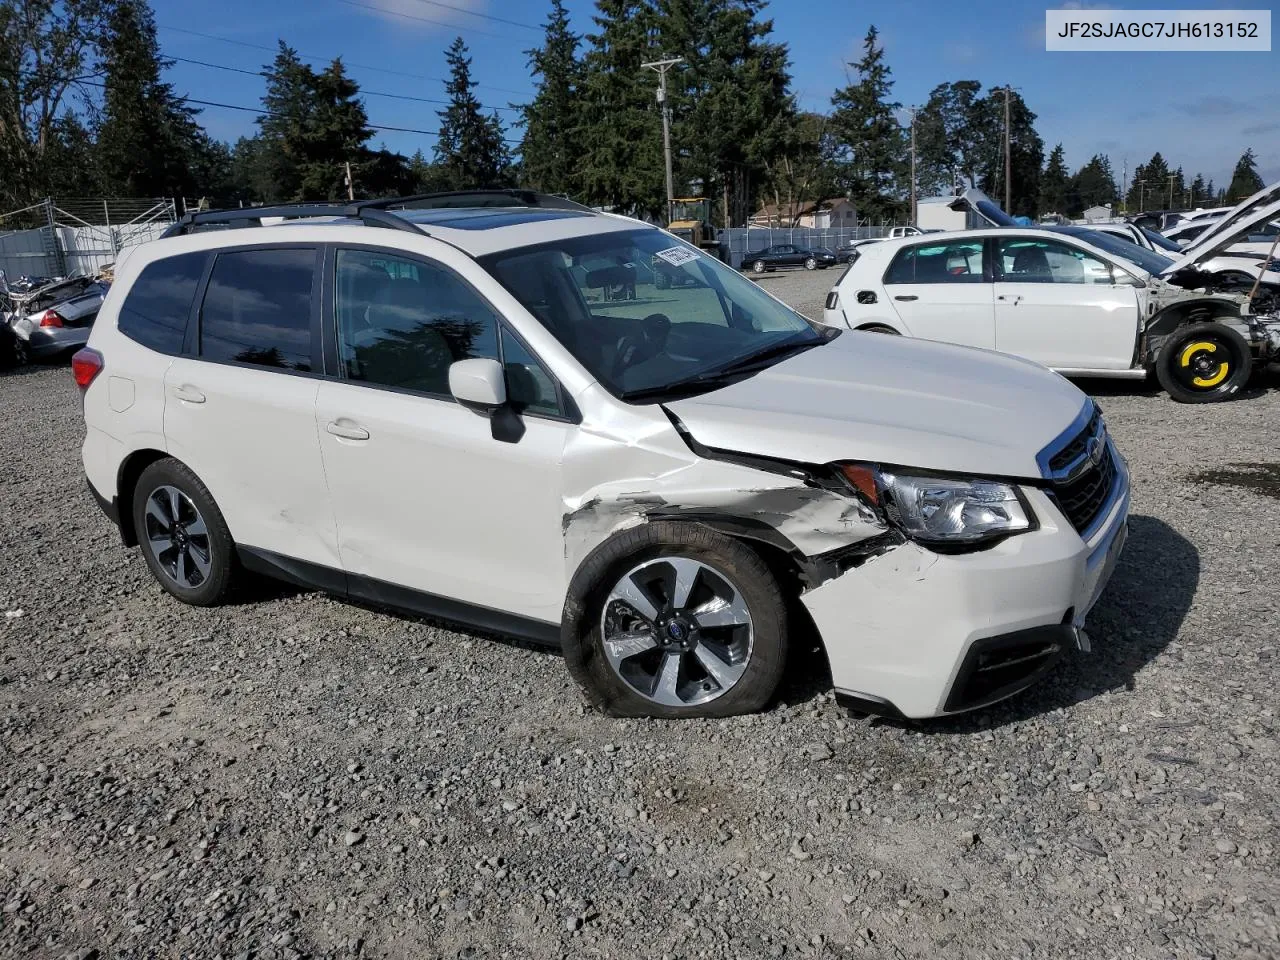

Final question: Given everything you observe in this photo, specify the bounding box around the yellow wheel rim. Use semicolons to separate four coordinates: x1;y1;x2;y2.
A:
1179;341;1215;367
1193;363;1229;388
1178;339;1230;388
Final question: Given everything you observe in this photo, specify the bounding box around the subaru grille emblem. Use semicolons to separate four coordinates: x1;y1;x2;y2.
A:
1086;435;1104;467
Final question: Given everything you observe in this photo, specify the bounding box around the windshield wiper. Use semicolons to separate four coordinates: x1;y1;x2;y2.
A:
617;336;823;402
717;335;821;374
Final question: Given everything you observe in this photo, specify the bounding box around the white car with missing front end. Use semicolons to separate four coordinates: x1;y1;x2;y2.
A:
825;182;1280;403
76;191;1128;720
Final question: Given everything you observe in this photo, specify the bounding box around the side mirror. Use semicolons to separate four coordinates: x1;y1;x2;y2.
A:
449;358;506;414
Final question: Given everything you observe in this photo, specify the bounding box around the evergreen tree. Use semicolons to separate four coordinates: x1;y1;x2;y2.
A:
249;44;381;201
1125;151;1171;210
830;25;903;218
1189;173;1208;207
1038;144;1071;215
578;0;664;216
519;0;584;197
435;36;513;190
1227;148;1263;201
96;0;206;198
973;88;1042;216
914;80;984;195
658;0;795;225
297;59;373;198
253;43;317;201
1072;155;1117;214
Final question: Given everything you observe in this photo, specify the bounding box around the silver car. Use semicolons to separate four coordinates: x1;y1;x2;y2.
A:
3;276;108;362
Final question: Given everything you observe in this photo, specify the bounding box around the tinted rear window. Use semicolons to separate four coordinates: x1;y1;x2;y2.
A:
199;248;316;371
118;253;206;354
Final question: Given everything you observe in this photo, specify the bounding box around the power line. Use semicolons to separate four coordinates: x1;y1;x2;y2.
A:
334;0;500;38
406;0;542;31
168;55;521;113
156;24;529;96
77;80;524;145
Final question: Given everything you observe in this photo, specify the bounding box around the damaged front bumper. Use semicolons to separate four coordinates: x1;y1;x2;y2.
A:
802;472;1130;720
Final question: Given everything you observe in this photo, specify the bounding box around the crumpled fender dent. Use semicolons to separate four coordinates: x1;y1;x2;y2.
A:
559;393;892;589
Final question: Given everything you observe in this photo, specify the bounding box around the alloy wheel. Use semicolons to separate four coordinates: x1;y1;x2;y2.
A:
600;556;754;708
143;484;213;589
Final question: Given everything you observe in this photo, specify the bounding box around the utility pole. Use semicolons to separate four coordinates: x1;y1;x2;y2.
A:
1167;173;1177;210
344;161;354;201
642;57;683;217
908;107;917;226
1121;158;1128;213
1002;85;1012;212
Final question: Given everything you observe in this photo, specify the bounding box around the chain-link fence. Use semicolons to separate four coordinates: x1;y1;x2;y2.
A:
0;197;176;282
719;225;893;269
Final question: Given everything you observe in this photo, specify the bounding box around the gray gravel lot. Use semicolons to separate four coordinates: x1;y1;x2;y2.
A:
2;270;1279;959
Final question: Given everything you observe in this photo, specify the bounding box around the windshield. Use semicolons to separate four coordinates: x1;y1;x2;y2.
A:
1140;227;1182;252
1075;229;1172;275
480;228;825;400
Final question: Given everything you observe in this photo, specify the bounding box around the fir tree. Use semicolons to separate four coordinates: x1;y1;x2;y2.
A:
830;26;904;218
518;0;584;197
435;37;513;190
1227;148;1263;202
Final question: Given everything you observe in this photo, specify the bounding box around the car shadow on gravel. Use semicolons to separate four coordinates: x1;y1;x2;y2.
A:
776;514;1199;730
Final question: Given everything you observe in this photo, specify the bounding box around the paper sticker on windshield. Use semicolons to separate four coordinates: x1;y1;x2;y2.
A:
654;246;699;267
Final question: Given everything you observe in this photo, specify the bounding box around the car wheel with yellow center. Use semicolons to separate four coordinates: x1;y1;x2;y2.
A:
1155;322;1253;404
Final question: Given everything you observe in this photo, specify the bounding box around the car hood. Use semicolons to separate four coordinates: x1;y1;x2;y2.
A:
665;333;1087;480
1163;181;1280;276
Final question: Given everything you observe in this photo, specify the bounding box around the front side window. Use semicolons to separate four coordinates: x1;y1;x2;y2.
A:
118;252;206;353
199;248;315;370
996;238;1111;284
480;228;825;400
884;240;986;284
334;248;500;396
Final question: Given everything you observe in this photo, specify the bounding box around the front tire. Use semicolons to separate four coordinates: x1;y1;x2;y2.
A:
1155;322;1253;403
857;324;900;335
132;458;237;606
804;257;817;270
562;522;789;719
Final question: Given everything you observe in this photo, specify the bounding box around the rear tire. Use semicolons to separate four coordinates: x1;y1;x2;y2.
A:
562;521;789;719
752;260;766;274
1155;322;1253;403
857;324;900;335
131;458;237;606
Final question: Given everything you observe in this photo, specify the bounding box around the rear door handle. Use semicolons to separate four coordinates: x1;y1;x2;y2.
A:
172;385;205;404
893;295;919;302
997;294;1023;304
326;420;370;441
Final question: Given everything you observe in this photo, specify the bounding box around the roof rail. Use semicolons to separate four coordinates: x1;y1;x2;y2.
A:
160;202;424;239
374;190;594;213
159;190;595;239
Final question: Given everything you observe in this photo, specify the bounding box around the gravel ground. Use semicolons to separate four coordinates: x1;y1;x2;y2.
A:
2;279;1279;959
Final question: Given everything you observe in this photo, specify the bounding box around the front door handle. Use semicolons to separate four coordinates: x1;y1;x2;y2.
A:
326;420;370;441
172;385;205;404
893;295;919;302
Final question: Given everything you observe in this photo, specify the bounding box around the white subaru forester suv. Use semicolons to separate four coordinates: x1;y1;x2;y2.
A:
75;191;1130;720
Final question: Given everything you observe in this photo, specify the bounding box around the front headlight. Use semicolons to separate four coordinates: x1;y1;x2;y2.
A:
838;464;1033;548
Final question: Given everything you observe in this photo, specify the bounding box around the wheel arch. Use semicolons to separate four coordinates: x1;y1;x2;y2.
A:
561;516;809;649
115;447;171;547
1144;297;1247;360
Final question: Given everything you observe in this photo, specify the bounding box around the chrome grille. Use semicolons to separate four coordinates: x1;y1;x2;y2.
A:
1050;444;1117;535
1040;405;1120;537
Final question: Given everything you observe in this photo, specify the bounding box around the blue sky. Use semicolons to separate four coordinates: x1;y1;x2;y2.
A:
156;0;1279;192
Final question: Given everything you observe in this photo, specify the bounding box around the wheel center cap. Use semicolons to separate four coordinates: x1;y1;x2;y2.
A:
657;616;696;650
